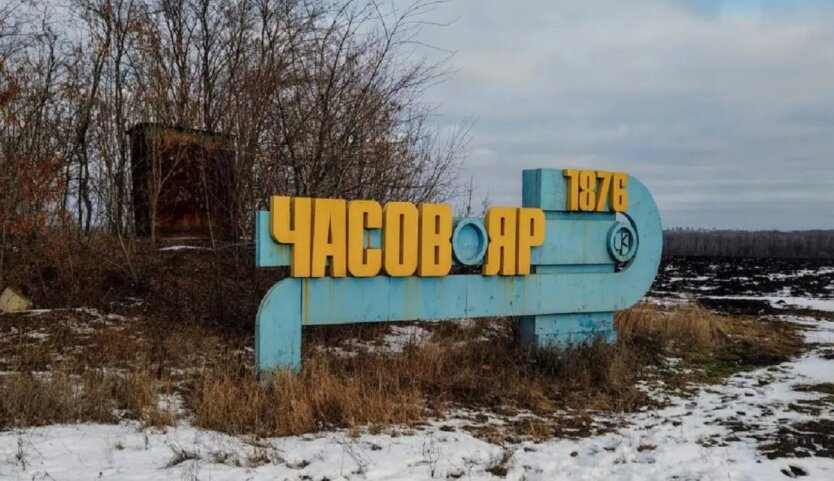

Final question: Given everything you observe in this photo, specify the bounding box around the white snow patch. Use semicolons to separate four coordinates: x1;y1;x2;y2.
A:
707;295;834;313
158;245;208;252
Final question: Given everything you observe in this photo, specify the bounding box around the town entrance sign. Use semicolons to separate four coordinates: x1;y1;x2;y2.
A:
254;168;662;375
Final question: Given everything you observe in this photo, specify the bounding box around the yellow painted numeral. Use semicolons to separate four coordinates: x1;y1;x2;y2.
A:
563;169;579;211
595;171;612;211
611;173;628;212
562;169;629;212
578;171;596;211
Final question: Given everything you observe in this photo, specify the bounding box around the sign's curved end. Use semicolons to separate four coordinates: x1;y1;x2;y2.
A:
616;175;663;310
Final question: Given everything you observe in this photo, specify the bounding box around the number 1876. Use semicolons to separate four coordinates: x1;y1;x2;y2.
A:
563;170;628;212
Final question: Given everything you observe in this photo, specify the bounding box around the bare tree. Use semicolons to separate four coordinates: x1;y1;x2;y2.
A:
5;0;468;247
0;6;73;282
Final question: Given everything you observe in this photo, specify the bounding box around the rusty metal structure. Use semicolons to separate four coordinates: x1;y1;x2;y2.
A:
129;123;237;240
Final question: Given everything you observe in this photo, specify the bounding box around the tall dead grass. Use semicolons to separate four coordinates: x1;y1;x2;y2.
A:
0;368;174;429
616;303;727;351
192;356;425;436
2;233;279;330
0;299;804;439
189;324;647;437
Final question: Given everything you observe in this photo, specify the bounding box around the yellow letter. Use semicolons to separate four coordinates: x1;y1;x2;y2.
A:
483;207;517;275
383;202;419;277
516;208;546;275
417;203;453;277
270;196;312;277
310;198;347;277
347;200;383;277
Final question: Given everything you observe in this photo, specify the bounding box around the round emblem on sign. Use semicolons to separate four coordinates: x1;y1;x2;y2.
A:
452;218;488;266
607;222;638;263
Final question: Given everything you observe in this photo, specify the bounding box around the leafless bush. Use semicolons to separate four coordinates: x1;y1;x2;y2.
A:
2;0;466;250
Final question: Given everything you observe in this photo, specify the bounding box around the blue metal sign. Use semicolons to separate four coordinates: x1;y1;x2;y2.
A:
254;168;662;375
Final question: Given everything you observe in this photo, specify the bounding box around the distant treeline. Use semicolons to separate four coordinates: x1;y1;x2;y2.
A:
663;228;834;259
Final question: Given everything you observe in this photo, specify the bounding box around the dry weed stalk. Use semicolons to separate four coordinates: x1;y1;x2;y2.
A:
0;300;803;439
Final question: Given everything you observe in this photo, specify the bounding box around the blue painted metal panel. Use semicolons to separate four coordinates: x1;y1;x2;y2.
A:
255;210;290;268
523;169;568;211
535;264;613;274
532;218;616;266
520;313;615;348
255;170;662;375
522;313;615;335
303;276;391;324
256;279;302;371
388;276;470;321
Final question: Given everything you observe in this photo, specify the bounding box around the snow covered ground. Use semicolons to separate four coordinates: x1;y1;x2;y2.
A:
4;258;834;481
1;311;833;480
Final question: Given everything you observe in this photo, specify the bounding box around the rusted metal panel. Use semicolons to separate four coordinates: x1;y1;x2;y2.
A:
129;123;237;240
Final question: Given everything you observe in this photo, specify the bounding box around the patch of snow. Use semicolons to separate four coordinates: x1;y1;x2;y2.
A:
382;325;430;352
158;245;208;252
351;325;431;354
645;295;692;307
3;314;834;480
767;267;834;281
708;295;834;313
320;324;433;358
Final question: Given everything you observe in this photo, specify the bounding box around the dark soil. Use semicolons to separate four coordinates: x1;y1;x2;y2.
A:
759;420;834;459
652;256;834;317
654;257;834;298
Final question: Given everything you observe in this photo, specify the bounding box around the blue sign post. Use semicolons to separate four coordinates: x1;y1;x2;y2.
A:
254;168;662;376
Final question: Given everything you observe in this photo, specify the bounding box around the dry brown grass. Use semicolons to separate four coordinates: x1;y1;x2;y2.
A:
616;303;727;351
0;308;211;430
191;356;425;436
0;372;114;427
617;302;803;389
188;320;648;437
0;297;806;440
0;235;807;440
0;368;174;429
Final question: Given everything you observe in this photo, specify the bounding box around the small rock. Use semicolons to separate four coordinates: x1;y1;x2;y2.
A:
781;464;808;478
0;287;33;313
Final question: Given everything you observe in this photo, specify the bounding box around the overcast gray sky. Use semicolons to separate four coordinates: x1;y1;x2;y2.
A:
409;0;834;230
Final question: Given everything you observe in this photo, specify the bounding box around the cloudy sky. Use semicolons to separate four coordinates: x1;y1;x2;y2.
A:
407;0;834;230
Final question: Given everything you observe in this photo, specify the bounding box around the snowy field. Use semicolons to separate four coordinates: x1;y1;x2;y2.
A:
1;314;832;480
2;260;833;480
